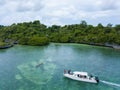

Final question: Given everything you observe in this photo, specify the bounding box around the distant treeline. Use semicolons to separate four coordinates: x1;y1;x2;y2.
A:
0;20;120;48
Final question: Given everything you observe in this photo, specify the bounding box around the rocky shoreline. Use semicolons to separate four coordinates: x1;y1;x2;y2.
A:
105;43;120;49
88;43;120;49
0;44;13;49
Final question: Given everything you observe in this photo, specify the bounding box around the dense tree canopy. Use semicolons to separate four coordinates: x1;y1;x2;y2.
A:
0;20;120;48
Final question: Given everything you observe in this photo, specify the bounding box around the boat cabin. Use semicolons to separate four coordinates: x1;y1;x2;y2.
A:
73;71;88;78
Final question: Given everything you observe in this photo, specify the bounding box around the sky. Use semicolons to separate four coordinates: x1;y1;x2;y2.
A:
0;0;120;26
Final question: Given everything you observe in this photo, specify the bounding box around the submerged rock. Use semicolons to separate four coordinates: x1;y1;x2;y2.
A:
15;74;22;80
17;60;56;85
35;62;44;68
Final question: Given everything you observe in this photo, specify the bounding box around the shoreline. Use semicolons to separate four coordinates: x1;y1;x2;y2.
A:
0;44;13;49
83;43;120;50
54;42;120;49
0;42;120;50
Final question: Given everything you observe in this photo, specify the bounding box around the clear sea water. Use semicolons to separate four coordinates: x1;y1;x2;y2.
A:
0;43;120;90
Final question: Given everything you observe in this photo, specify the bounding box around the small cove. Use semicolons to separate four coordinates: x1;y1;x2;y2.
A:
0;43;120;90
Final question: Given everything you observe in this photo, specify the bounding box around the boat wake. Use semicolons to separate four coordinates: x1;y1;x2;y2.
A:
100;80;120;87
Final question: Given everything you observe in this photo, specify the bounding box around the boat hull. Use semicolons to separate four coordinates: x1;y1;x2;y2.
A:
64;73;98;83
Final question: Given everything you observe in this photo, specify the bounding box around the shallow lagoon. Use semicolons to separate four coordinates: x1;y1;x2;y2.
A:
0;43;120;90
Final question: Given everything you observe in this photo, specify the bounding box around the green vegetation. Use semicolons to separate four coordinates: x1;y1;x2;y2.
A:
27;37;49;46
0;20;120;48
0;41;6;47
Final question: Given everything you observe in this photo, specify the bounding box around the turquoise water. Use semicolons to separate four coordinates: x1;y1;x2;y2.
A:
0;43;120;90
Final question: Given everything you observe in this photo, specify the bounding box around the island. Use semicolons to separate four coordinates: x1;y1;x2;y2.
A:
0;20;120;49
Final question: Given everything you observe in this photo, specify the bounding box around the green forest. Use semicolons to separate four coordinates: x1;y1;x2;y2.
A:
0;20;120;48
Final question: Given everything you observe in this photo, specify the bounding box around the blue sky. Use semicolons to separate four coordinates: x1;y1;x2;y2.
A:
0;0;120;26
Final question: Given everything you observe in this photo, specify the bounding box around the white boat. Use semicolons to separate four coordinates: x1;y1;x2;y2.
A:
63;70;99;83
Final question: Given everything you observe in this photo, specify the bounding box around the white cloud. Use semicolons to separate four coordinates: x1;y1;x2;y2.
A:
96;0;119;10
0;0;120;26
16;0;44;12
